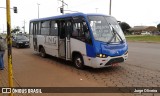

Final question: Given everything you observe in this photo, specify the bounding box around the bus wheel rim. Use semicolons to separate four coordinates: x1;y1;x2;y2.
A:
41;48;45;57
75;58;82;67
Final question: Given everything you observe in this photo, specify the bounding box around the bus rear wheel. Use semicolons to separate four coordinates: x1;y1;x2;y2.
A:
74;54;84;69
40;47;46;58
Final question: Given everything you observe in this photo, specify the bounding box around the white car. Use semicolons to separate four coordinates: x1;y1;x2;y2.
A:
141;32;150;35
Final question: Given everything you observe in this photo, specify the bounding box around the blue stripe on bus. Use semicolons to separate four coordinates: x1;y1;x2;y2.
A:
94;40;128;57
86;44;96;57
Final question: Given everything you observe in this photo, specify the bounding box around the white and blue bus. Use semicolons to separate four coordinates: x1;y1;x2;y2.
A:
29;13;128;69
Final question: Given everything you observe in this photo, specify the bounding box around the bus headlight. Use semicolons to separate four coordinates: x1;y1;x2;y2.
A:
97;54;107;58
124;51;128;55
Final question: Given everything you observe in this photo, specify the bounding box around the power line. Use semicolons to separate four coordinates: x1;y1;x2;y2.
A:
64;10;80;13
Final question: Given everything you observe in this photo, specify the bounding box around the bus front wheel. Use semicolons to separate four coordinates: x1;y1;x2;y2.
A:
74;54;84;69
40;47;46;58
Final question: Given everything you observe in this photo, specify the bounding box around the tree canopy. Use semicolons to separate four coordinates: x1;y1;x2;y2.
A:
157;23;160;31
119;22;131;34
11;26;20;33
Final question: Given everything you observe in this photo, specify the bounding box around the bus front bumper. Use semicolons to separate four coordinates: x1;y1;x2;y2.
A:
89;54;128;68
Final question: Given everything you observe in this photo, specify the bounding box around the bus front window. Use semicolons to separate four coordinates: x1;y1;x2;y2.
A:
88;16;125;43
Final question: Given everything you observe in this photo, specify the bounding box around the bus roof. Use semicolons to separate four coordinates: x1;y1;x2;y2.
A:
30;12;110;22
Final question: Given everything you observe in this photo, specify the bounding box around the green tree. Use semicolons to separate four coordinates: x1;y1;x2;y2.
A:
11;26;20;33
157;23;160;31
119;22;131;34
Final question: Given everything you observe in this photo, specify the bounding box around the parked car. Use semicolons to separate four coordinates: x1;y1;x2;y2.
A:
153;31;160;35
12;35;29;48
141;31;151;35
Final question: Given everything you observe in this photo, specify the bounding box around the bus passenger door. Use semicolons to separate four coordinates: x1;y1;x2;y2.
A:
33;23;38;51
65;20;72;60
29;22;34;49
58;21;66;58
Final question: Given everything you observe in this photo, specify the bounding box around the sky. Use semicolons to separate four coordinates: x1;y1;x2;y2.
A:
0;0;160;33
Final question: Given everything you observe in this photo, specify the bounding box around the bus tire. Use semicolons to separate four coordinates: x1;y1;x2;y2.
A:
74;54;84;69
40;47;46;58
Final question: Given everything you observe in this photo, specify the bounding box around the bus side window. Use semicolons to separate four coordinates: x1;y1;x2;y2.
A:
83;22;92;44
41;21;50;35
72;17;92;44
50;21;58;36
59;21;65;39
72;23;84;38
72;24;78;37
66;21;72;39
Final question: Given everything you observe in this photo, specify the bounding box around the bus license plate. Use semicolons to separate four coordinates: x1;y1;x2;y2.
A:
112;63;119;67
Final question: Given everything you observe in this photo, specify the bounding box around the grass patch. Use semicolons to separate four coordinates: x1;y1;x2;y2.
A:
126;35;160;43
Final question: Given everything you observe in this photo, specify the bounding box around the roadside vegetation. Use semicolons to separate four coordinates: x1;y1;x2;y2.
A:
126;35;160;43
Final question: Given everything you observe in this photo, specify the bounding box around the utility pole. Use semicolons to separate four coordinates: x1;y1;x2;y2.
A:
23;20;26;33
62;0;64;14
37;3;40;18
3;24;4;34
109;0;112;15
6;0;13;96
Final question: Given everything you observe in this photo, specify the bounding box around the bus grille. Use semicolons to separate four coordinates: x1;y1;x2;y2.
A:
105;57;124;66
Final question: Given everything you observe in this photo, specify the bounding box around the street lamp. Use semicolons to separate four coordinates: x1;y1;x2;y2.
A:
37;3;40;18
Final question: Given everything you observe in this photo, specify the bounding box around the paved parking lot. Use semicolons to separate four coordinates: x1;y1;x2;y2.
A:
0;42;160;96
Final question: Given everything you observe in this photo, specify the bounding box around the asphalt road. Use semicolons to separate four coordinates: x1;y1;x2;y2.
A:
126;42;160;71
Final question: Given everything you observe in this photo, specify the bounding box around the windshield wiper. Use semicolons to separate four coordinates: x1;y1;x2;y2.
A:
107;26;124;44
107;31;116;44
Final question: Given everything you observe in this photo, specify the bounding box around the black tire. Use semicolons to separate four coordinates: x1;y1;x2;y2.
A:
73;54;84;69
40;47;46;58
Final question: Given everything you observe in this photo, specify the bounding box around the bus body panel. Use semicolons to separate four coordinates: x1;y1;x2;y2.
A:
29;35;34;50
85;43;96;57
36;35;59;57
70;38;86;55
101;43;128;57
70;38;92;67
94;40;128;57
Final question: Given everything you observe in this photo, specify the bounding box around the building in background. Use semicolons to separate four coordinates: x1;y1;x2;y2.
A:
128;26;158;35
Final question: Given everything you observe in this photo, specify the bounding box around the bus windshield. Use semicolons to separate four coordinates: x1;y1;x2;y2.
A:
88;16;125;43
